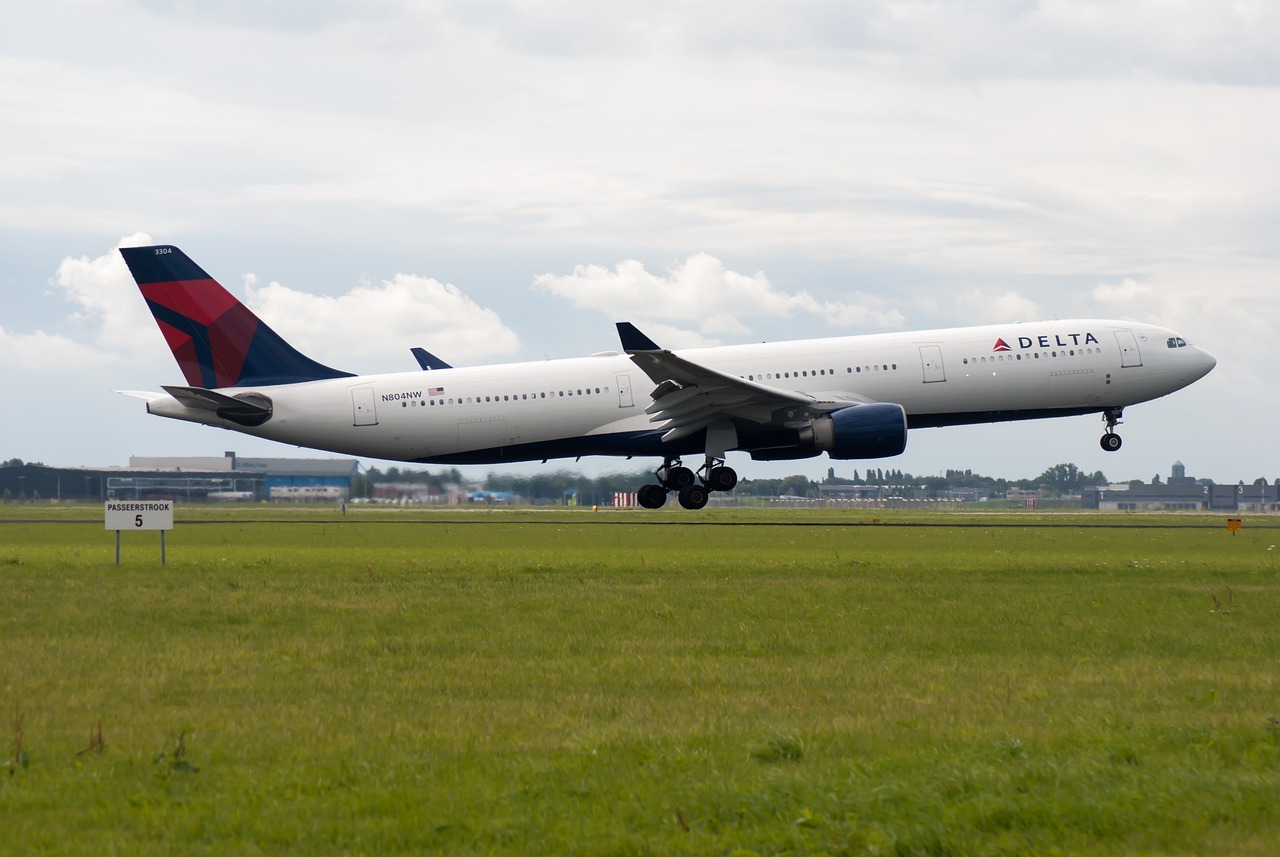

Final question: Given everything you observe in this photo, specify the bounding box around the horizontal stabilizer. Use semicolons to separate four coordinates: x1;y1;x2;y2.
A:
116;389;170;402
161;385;273;427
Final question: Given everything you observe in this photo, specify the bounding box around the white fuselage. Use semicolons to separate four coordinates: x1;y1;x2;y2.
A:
144;319;1215;464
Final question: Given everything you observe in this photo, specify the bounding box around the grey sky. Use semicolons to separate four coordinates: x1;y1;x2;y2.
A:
2;1;1275;484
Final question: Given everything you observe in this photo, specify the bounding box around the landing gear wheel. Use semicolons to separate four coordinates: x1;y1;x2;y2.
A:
678;484;709;510
1100;408;1124;451
665;466;696;489
637;484;668;509
707;466;738;492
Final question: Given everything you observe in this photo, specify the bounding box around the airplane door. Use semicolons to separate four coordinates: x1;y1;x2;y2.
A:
919;345;946;383
352;387;378;426
616;373;635;408
1114;330;1143;367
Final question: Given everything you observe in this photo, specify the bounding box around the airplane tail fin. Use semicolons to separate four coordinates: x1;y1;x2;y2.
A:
120;245;354;388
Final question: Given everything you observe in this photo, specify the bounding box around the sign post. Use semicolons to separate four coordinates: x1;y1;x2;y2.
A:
105;501;175;564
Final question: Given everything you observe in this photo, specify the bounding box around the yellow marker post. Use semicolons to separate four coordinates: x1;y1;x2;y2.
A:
1226;518;1243;535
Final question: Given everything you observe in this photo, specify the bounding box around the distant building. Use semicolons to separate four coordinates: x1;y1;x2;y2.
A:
371;482;465;505
818;483;891;501
1081;462;1279;512
0;452;359;503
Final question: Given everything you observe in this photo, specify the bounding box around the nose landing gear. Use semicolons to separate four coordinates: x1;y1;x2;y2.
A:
1100;408;1124;452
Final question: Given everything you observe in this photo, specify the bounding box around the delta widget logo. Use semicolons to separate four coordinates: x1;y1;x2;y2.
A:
993;332;1101;353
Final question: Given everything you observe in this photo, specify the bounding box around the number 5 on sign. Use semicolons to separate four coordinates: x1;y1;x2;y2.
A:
105;501;174;564
105;501;173;531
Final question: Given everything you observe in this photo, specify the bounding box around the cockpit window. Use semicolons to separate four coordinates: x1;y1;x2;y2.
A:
1167;337;1188;348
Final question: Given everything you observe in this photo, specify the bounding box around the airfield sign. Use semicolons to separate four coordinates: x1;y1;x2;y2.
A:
105;500;174;564
105;500;174;531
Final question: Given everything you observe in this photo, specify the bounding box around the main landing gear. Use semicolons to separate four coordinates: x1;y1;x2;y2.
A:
636;456;738;510
1100;408;1123;452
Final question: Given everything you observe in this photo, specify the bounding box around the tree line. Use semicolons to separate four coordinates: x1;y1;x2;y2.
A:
354;461;1110;505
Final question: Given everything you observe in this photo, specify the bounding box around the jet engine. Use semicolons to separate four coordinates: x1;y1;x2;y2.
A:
797;403;907;460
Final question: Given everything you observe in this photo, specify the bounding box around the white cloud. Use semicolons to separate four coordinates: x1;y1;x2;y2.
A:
245;273;520;371
1089;276;1205;331
48;234;158;353
134;0;395;33
1092;277;1155;312
5;236;519;381
533;254;904;343
0;326;100;373
0;235;167;376
951;289;1042;325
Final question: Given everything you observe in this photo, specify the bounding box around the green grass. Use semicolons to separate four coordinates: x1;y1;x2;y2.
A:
2;506;1279;854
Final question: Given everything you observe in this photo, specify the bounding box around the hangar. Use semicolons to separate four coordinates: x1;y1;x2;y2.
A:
0;452;359;503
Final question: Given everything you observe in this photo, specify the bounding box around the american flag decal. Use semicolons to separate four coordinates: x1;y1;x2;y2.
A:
428;387;445;396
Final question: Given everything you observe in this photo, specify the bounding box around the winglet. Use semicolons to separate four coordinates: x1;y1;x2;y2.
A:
410;347;453;370
616;322;662;353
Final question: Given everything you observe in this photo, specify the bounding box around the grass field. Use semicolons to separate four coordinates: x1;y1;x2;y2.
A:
2;506;1279;854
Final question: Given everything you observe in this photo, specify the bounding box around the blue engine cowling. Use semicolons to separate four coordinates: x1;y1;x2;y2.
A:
797;403;907;459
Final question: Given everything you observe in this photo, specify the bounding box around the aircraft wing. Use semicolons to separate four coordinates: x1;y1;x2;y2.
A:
616;322;827;443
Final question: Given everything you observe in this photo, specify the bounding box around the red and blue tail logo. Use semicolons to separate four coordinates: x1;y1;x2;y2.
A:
120;245;353;388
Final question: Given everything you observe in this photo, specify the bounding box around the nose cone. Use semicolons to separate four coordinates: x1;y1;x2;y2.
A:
1194;346;1217;380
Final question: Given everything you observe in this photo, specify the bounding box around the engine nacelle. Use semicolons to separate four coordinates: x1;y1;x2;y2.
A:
797;403;907;460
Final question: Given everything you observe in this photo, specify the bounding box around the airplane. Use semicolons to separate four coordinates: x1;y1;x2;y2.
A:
119;245;1216;510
